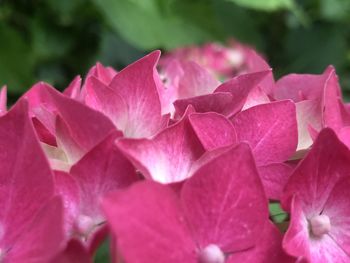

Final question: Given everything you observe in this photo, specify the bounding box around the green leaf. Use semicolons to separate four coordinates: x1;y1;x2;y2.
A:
269;202;287;223
320;0;350;22
226;0;294;11
284;25;347;74
0;24;35;94
93;0;218;50
94;238;110;262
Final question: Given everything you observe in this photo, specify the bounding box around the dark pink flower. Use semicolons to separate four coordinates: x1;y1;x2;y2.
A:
282;129;350;262
0;101;64;262
102;143;285;263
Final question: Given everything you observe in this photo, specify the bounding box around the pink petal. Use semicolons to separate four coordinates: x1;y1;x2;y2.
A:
102;181;197;263
177;61;220;98
54;171;80;236
181;143;268;252
215;70;272;117
63;76;82;100
6;196;65;263
0;85;7;116
173;92;233;119
189;112;237;150
84;76;129;131
116;107;205;183
228;221;295;263
70;132;138;225
51;239;91;263
274;66;333;102
258;163;294;200
0;101;54;248
231;100;297;165
108;51;164;138
282;128;350;213
242;85;270;111
323;177;350;254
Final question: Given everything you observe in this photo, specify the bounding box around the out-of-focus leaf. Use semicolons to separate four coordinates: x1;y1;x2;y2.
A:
320;0;350;22
0;24;34;94
226;0;294;11
97;30;146;68
212;0;262;48
93;0;216;49
284;25;347;74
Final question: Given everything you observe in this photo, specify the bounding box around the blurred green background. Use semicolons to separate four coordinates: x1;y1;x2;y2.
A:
1;0;350;102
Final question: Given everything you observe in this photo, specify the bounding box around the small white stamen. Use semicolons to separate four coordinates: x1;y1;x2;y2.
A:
310;214;331;237
199;244;225;263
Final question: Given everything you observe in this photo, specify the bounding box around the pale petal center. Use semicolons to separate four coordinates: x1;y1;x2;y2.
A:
199;244;225;263
310;214;331;237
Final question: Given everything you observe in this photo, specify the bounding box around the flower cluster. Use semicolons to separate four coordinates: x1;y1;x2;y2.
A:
0;42;350;263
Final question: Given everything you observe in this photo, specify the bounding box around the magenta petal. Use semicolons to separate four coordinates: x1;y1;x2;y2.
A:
173;92;233;118
228;221;294;263
108;51;164;138
231;100;297;165
54;171;80;236
102;181;197;263
181;143;268;252
6;196;65;263
323;177;350;255
258;163;294;200
282;128;350;212
0;85;7;116
177;61;220;98
215;70;272;117
0;101;54;248
70;132;138;224
63;76;82;100
189;112;237;150
51;239;92;263
116;108;205;183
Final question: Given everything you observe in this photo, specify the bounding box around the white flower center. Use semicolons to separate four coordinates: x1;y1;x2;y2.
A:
310;214;331;237
77;215;95;236
199;244;225;263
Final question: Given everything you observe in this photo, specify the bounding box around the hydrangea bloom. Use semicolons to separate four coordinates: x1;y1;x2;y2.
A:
2;40;350;262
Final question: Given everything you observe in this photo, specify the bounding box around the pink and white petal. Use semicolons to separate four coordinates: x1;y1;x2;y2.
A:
274;67;333;102
85;76;129;131
173;92;233;119
95;62;117;86
24;83;115;152
231;100;297;165
0;101;54;248
258;162;294;201
0;85;7;116
181;143;268;252
282;128;350;213
51;239;92;263
215;70;272;117
228;221;295;263
54;171;80;236
295;100;322;151
338;127;350;149
283;196;312;261
177;61;220;98
6;196;65;263
56;116;86;165
102;181;197;263
189;112;237;150
323;177;350;254
242;85;270;111
63;76;82;100
70;132;138;222
108;51;164;138
116;108;205;183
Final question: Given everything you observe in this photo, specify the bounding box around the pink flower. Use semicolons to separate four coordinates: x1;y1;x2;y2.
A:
282;129;350;262
102;143;290;263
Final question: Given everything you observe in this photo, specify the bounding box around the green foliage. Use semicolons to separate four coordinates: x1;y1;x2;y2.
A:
1;0;350;99
269;202;287;223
